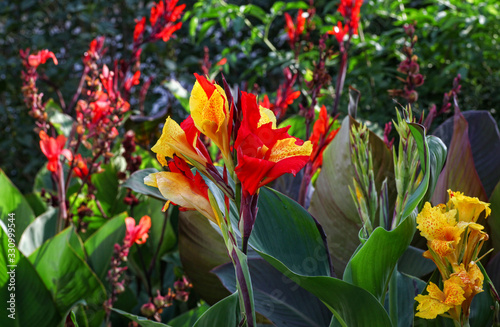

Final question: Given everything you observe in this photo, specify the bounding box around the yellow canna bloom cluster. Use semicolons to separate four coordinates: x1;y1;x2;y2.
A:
415;190;491;324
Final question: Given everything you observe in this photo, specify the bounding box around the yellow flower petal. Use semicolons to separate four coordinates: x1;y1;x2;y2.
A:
447;190;491;223
258;106;277;128
151;117;208;167
268;138;313;163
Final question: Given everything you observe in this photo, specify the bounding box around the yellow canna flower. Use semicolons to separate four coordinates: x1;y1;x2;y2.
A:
451;263;484;300
151;116;212;167
417;202;463;257
144;156;219;225
447;190;491;223
189;73;232;166
415;276;465;320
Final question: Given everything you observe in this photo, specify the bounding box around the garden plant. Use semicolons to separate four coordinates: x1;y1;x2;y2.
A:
1;0;500;326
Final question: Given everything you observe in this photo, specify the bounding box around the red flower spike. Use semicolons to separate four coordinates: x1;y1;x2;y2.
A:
39;131;73;173
235;92;312;195
134;17;146;42
124;215;152;246
124;71;141;91
309;105;339;174
284;10;305;47
150;1;164;27
28;50;58;68
328;21;349;43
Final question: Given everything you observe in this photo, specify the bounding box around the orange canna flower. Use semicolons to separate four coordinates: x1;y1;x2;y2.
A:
124;215;152;246
151;116;212;168
189;73;232;165
39;131;73;173
144;156;218;225
235;92;312;195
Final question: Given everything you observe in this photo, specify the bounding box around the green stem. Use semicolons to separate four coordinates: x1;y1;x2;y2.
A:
388;266;398;326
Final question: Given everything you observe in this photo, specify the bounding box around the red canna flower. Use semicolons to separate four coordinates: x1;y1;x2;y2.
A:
328;21;349;43
284;9;306;47
337;0;362;35
71;154;89;179
124;71;141;91
83;37;105;63
235;92;312;195
258;68;300;119
309;105;339;174
150;1;164;27
156;22;182;42
124;215;151;246
28;50;58;68
39;131;73;173
134;17;146;42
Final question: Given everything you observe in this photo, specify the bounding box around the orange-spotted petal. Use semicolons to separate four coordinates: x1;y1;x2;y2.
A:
447;190;491;223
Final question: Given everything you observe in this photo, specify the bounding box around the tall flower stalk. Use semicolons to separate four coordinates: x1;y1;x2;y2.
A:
144;74;311;327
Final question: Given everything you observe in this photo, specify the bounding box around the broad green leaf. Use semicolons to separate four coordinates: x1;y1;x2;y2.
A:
309;117;396;274
394;271;426;327
431;110;487;204
122;168;167;202
112;308;171;327
167;304;210;327
84;212;127;281
250;187;331;277
92;158;128;217
28;227;107;321
422;136;447;206
178;211;231;305
18;207;58;256
0;225;62;327
0;169;35;243
256;251;393;327
213;257;332;327
469;264;496;327
278;115;306;139
24;192;47;217
193;292;240;327
398;246;435;278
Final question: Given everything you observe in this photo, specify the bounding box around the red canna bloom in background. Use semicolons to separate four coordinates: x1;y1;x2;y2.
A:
134;17;146;42
235;92;312;195
124;71;141;91
124;215;152;246
284;9;306;47
71;154;89;180
309;105;339;174
328;21;349;43
39;131;73;173
28;49;58;68
337;0;362;35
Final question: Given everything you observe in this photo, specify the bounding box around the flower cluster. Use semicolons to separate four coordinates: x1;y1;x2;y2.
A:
134;0;185;44
284;9;306;48
415;190;491;324
259;68;300;121
328;0;362;44
145;73;312;250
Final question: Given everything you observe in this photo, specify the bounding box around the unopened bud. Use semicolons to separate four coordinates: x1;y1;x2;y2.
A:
140;303;156;317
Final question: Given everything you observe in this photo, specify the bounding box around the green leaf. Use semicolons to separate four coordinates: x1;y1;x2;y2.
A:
0;169;35;243
84;212;127;281
122;168;167;202
309;117;396;274
256;251;393;327
395;271;426;327
167;304;210;327
278;115;307;139
193;292;240;327
18;207;58;256
421;136;447;206
28;227;107;321
398;246;435;279
91;158;128;217
112;308;171;327
0;225;63;327
178;211;231;305
250;187;331;277
469;264;496;326
46;99;74;137
213;258;332;327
